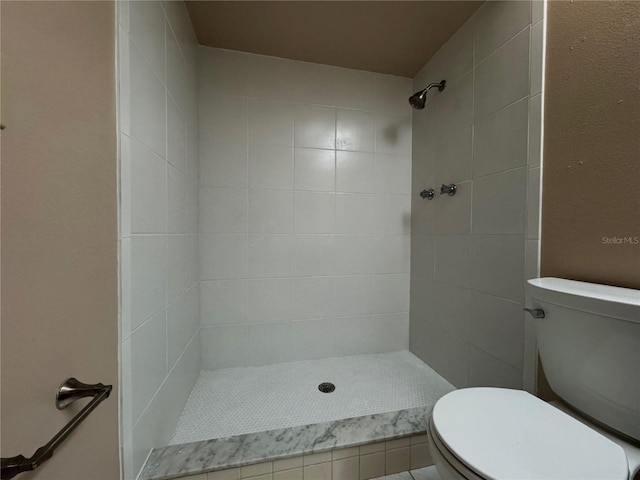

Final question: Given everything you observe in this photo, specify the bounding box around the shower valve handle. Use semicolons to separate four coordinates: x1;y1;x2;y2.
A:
420;189;435;200
440;183;457;196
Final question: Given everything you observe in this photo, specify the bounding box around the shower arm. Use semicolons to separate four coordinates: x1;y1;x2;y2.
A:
424;82;445;92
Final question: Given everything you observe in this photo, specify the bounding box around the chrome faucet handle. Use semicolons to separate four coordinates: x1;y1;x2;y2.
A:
440;183;457;196
419;189;435;200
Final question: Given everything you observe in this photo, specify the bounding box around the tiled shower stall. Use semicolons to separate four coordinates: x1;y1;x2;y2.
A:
118;1;544;478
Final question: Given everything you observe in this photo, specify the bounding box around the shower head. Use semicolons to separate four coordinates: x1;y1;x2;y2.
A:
409;80;446;109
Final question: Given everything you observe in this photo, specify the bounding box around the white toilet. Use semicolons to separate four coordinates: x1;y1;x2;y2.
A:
427;277;640;480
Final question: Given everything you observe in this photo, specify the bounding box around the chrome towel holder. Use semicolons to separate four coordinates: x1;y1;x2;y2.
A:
1;378;112;479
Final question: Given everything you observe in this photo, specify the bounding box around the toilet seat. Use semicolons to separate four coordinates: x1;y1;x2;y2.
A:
430;388;629;480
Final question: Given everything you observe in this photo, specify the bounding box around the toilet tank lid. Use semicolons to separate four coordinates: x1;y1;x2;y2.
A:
432;388;628;480
527;277;640;323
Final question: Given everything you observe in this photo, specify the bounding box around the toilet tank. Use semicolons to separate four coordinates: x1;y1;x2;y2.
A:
527;277;640;442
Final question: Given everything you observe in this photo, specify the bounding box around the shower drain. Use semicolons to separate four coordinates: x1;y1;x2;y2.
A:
318;382;335;393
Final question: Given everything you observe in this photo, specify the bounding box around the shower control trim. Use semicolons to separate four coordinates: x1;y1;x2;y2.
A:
420;189;435;200
440;184;457;196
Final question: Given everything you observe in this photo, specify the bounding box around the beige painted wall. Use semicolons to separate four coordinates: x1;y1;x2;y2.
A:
541;0;640;289
1;2;120;479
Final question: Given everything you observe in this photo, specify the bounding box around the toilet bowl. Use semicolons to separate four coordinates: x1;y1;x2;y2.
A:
427;387;640;480
425;278;640;480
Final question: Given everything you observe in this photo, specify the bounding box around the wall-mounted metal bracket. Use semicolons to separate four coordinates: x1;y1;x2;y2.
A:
1;378;112;479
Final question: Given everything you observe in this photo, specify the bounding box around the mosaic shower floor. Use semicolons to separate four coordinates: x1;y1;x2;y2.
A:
170;351;454;444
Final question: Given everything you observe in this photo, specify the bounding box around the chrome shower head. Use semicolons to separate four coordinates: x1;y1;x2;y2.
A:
409;80;446;109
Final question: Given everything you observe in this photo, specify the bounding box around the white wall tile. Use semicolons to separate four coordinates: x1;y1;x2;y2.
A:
474;28;530;119
249;190;294;234
167;96;186;171
166;25;188;113
374;154;411;194
130;40;167;158
375;114;412;155
292;319;334;360
418;319;469;388
199;92;248;144
167;164;186;233
200;234;248;279
527;167;541;239
197;47;412;368
131;308;166;422
249;99;294;146
129;137;167;233
199;141;247;188
474;0;531;63
373;194;411;235
130;235;167;330
373;313;410;352
120;4;200;476
336;151;375;194
523;313;537;382
373;75;413;116
294;235;335;277
200;280;248;325
473;97;529;177
294;104;336;150
249;278;293;323
528;94;543;167
525;239;540;281
470;235;525;302
248;54;295;101
249;235;294;278
199;47;248;96
470;291;524;369
434;71;473;132
294;148;335;192
472;167;527;235
129;1;166;82
294;192;335;234
201;325;249;369
434;180;471;235
410;0;538;393
468;346;523;389
250;322;293;365
371;274;410;314
530;20;544;96
333;315;375;356
294;61;338;106
333;276;375;317
435;126;473;184
167;295;190;369
334;236;377;276
415;18;474;87
249;145;294;190
333;68;378;111
167;235;188;302
432;282;471;340
532;1;544;25
336;109;375;152
434;235;470;288
199;187;248;234
374;235;410;274
294;277;334;320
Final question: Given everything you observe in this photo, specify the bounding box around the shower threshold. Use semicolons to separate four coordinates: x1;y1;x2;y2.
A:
140;351;454;480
